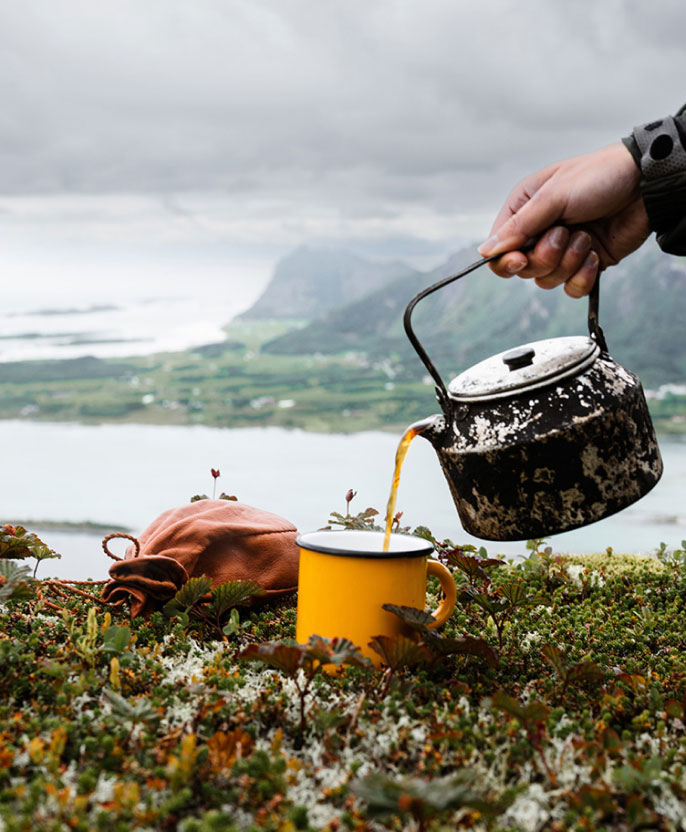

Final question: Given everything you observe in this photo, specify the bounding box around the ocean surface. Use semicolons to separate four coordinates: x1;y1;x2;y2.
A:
0;251;272;362
1;420;683;580
0;297;235;361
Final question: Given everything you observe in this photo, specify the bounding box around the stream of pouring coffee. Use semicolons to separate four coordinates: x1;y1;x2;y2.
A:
382;425;421;551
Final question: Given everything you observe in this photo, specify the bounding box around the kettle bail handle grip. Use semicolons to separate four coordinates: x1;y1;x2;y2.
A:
403;252;607;408
587;271;608;352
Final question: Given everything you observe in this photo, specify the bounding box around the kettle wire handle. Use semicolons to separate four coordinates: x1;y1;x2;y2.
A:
403;251;607;409
403;253;500;408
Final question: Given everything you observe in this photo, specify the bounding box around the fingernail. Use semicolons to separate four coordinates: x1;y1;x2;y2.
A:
478;234;498;256
505;258;527;275
584;250;599;269
570;231;591;253
566;251;599;298
549;227;568;249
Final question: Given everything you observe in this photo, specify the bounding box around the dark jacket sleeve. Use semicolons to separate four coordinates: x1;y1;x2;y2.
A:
623;104;686;256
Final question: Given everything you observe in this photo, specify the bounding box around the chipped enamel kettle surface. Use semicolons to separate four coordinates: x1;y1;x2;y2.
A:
404;257;663;541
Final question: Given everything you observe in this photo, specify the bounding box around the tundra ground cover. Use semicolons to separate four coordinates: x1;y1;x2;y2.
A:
2;528;686;831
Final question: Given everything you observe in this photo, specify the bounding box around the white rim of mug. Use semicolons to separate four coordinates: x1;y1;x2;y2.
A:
296;529;434;559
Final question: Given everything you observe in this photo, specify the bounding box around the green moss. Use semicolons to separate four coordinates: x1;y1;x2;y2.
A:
564;551;667;575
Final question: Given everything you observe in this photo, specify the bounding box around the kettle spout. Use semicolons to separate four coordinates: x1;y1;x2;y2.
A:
406;414;446;447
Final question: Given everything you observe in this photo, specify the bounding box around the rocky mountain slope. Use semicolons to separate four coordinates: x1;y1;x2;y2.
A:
239;245;419;320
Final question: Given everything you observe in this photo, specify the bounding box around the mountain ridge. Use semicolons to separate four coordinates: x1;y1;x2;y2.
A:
239;244;419;320
261;244;686;388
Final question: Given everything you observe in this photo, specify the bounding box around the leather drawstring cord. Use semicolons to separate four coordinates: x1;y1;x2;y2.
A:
102;532;141;562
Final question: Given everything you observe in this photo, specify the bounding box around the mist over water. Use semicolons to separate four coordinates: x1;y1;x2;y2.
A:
3;297;238;361
0;243;274;361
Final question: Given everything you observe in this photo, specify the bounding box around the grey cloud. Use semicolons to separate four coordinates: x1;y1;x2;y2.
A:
0;0;684;210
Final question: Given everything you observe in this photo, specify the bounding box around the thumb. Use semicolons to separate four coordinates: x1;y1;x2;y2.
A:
479;189;564;256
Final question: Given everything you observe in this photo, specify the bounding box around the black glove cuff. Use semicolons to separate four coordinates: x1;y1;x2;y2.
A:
633;116;686;180
630;115;686;251
655;219;686;256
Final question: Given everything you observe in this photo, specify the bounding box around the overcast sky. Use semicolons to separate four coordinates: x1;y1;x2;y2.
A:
1;0;686;297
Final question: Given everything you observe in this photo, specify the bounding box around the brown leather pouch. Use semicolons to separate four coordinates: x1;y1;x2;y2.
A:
101;500;300;617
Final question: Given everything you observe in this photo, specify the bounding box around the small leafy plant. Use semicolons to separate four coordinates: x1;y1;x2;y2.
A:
327;505;380;530
62;606;133;670
446;547;505;591
0;559;33;604
190;469;237;502
459;579;551;649
492;690;556;785
517;537;570;588
0;523;60;577
238;635;370;735
541;642;604;704
382;603;498;667
102;689;160;732
325;487;382;530
163;575;264;639
654;539;686;567
352;770;504;831
368;633;434;697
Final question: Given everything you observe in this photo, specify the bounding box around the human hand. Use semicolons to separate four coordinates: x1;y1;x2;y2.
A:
478;142;651;297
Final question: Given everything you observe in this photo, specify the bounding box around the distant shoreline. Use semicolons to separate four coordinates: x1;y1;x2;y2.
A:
11;519;132;535
2;416;684;441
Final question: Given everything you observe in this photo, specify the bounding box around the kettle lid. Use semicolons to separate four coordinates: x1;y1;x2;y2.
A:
448;335;600;402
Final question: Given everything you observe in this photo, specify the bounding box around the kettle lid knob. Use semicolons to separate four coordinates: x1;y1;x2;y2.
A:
503;346;536;371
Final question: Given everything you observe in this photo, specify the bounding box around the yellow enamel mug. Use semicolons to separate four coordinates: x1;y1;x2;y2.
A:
295;529;457;666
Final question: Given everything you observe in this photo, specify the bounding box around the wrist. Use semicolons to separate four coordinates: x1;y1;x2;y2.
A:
614;140;642;187
621;135;642;170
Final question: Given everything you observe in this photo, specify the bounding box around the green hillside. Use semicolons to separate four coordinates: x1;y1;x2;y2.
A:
263;244;686;389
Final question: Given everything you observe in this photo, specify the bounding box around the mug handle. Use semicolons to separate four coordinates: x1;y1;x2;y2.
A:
426;560;457;628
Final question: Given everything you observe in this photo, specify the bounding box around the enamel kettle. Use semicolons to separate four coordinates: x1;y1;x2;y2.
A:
404;255;663;541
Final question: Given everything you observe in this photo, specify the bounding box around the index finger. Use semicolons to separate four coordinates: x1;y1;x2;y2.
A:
481;200;562;257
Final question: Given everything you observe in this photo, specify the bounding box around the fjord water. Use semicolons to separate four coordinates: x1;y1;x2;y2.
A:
0;420;683;580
